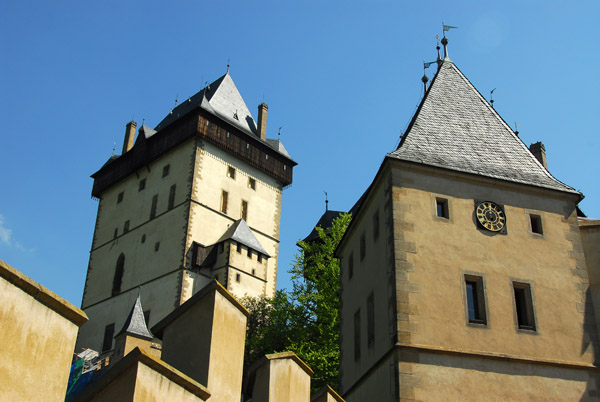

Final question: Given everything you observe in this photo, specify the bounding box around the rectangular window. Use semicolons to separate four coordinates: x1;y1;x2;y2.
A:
162;164;170;178
150;194;158;219
257;254;262;263
373;210;379;240
237;242;242;253
236;273;241;282
360;232;366;261
464;275;487;325
227;166;236;179
102;323;115;353
530;214;543;235
247;248;252;258
221;191;228;214
114;228;118;238
513;282;536;331
348;253;354;280
436;198;449;219
241;200;248;221
138;179;146;192
367;293;375;345
354;310;361;361
248;177;256;190
117;191;124;204
168;184;176;210
123;220;130;233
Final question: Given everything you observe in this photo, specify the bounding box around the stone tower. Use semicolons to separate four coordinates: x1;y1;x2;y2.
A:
77;72;296;353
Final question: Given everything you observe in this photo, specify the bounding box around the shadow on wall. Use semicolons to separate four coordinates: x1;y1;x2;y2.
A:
581;288;600;400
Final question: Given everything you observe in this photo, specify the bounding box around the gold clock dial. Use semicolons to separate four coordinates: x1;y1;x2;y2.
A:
476;201;506;232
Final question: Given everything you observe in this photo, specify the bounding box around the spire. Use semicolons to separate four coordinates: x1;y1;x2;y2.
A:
324;191;329;211
115;292;153;340
436;35;442;68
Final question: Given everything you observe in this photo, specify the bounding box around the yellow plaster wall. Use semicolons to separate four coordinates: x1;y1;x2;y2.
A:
581;222;600;335
268;359;311;402
0;275;82;401
133;362;207;402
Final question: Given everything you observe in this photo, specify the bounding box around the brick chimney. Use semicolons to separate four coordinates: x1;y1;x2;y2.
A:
122;121;137;154
529;141;548;169
257;103;268;140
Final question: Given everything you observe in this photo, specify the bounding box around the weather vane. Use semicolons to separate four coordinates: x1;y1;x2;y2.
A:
490;88;496;108
324;191;329;211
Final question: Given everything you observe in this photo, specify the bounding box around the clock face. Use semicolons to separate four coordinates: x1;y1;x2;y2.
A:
476;201;506;232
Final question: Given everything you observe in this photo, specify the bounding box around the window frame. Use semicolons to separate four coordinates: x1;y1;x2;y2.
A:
248;177;256;190
354;309;361;362
221;190;229;214
436;197;449;219
463;274;488;326
138;179;146;192
227;166;236;179
241;200;248;221
512;280;537;332
367;292;375;346
168;184;176;210
162;164;170;178
529;214;544;235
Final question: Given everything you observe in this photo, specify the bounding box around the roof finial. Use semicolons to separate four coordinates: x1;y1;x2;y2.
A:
514;122;519;136
227;58;230;73
422;60;432;94
441;22;457;61
490;88;496;109
324;191;329;211
278;126;282;140
112;141;116;156
436;35;442;68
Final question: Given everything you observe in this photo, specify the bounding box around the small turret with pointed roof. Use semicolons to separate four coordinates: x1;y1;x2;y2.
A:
112;292;155;363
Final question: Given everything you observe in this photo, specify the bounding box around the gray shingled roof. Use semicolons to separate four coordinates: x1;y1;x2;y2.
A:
218;219;270;257
153;72;294;161
388;61;579;195
115;294;153;340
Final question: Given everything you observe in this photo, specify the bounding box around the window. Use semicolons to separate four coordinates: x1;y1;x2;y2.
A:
227;166;236;179
154;242;160;252
162;164;170;178
348;253;354;280
168;184;176;210
241;200;248;221
150;194;158;219
530;214;543;235
360;232;366;261
513;282;536;331
373;210;379;240
248;177;256;190
354;310;361;361
252;269;256;276
367;293;375;345
117;191;124;204
436;198;449;219
236;273;241;282
139;179;146;192
114;228;118;238
123;220;130;233
257;254;262;263
237;242;242;253
102;323;115;353
221;191;228;214
464;275;487;325
112;254;125;296
141;234;146;243
247;248;252;258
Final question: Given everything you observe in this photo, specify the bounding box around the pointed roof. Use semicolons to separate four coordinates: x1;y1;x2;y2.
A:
115;294;153;340
155;72;257;135
302;210;345;243
218;219;270;257
388;61;579;195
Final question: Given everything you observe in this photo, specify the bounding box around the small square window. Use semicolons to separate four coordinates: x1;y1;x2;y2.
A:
436;198;449;219
513;282;536;331
236;273;241;282
348;253;354;280
464;275;487;325
360;232;366;261
227;166;236;179
154;242;160;252
117;192;124;204
124;220;130;233
248;177;256;190
162;164;170;178
257;254;262;263
139;179;146;192
530;214;543;235
237;243;242;253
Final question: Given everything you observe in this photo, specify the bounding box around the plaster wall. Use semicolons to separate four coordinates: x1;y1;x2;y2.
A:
581;222;600;335
227;242;268;297
342;352;395;402
0;275;82;401
252;359;311;402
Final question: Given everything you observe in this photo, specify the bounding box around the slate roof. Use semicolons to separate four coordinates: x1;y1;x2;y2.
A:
303;210;345;243
218;219;270;257
388;61;579;195
115;294;153;340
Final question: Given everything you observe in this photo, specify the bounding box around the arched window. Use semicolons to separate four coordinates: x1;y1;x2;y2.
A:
112;253;125;296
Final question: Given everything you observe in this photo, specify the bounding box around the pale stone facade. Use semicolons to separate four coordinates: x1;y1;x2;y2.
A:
77;72;295;353
0;259;88;402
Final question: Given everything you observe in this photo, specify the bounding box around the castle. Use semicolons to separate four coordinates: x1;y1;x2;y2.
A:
1;36;599;401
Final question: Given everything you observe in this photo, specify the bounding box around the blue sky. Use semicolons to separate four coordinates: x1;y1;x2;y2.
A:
1;1;598;306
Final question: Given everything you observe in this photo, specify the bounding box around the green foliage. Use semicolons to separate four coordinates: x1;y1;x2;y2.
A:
242;212;351;391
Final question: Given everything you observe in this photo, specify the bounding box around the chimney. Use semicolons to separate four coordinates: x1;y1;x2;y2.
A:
257;103;268;140
529;141;548;169
122;121;137;154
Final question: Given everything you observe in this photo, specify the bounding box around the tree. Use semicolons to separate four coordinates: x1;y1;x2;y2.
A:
242;212;351;391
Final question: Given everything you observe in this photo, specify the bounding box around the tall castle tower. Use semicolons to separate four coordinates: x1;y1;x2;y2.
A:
336;40;599;400
77;72;296;353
